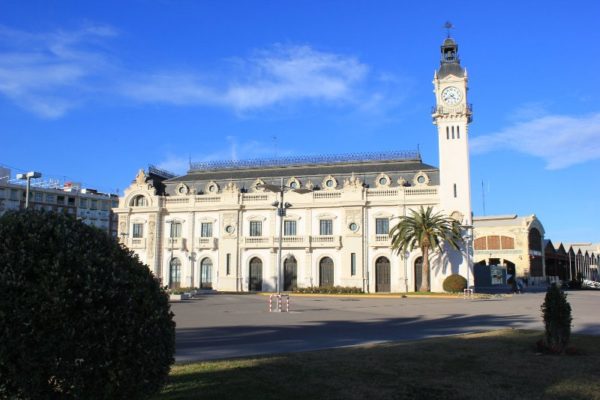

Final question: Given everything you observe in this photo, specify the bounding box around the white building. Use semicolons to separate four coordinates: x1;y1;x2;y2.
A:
114;36;473;292
0;169;119;236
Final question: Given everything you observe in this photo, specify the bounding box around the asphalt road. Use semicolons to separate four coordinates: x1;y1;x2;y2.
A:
172;291;600;362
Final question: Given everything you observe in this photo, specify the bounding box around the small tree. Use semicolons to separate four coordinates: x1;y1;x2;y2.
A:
0;211;175;399
390;206;464;292
541;283;572;353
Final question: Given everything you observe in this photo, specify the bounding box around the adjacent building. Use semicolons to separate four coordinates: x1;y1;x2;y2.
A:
0;169;119;236
114;36;474;293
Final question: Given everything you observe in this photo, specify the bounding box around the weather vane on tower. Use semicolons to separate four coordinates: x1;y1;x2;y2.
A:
444;21;454;38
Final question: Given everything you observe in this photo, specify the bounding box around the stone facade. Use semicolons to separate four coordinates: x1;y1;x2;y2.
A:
113;36;474;293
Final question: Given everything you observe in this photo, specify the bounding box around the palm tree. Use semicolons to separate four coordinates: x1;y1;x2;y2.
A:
390;206;464;292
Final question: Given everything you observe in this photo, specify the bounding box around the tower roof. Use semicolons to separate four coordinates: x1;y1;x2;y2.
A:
438;36;465;78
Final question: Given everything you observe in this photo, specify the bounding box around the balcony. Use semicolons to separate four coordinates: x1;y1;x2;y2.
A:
280;235;309;247
311;235;342;249
241;236;272;248
196;237;218;250
129;238;146;249
165;237;186;250
370;234;391;248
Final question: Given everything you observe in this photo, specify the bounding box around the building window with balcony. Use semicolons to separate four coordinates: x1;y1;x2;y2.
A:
320;219;333;236
284;220;297;236
200;222;213;237
170;222;182;238
249;221;262;237
132;223;144;238
375;218;389;235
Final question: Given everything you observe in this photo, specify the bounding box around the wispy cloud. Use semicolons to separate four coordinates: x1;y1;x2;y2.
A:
471;112;600;169
156;136;295;175
0;24;117;118
120;45;369;111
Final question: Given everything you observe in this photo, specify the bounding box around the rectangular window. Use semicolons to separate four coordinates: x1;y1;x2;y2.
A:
351;253;356;276
226;253;231;275
10;189;19;200
170;222;182;238
90;199;97;210
132;223;144;238
68;197;75;206
45;194;55;203
284;220;297;236
249;221;262;237
34;192;43;202
375;218;389;235
200;222;213;237
454;184;457;198
79;198;88;208
319;219;333;236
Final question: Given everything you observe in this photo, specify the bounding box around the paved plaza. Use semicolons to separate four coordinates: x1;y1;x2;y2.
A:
172;291;600;363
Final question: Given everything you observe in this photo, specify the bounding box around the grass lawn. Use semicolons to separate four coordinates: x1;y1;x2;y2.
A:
155;330;600;400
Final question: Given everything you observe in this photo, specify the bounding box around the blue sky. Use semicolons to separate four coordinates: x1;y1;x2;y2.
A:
1;0;599;243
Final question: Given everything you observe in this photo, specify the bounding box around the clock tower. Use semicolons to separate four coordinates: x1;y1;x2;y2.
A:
432;36;473;226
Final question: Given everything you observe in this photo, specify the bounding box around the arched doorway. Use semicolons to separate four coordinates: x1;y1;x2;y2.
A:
505;260;516;286
414;256;424;292
200;258;213;289
319;257;334;287
283;256;297;291
375;256;391;292
169;258;181;289
248;257;263;291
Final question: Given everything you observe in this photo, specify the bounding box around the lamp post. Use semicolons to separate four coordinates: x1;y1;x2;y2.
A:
461;224;474;289
258;178;311;294
16;171;41;209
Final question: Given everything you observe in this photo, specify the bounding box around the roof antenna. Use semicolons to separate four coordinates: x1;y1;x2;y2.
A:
444;21;454;38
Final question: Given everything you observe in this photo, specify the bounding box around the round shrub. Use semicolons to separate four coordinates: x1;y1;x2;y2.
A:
443;274;467;293
0;211;175;399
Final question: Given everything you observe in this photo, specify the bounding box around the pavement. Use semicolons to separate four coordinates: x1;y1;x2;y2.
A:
171;290;600;363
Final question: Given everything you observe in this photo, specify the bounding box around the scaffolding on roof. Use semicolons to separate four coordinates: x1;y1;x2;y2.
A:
189;150;421;172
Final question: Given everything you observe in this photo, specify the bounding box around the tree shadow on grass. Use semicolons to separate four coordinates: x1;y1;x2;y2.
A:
158;329;600;400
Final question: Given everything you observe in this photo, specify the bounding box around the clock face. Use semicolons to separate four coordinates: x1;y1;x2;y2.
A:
441;86;462;105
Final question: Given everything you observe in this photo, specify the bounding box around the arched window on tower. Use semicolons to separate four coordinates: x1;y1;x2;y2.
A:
457;126;460;139
446;126;449;140
451;126;455;139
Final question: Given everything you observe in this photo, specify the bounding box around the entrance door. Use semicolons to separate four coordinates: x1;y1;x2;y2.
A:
375;257;391;292
248;257;263;291
169;258;181;289
284;257;297;291
414;256;423;292
200;258;213;289
505;261;516;285
319;257;334;287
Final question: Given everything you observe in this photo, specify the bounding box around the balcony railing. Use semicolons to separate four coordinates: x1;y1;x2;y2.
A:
311;235;342;249
129;238;146;249
370;235;391;247
165;237;186;250
196;237;218;250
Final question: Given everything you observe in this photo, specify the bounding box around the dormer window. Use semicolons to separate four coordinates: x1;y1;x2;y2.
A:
131;195;147;207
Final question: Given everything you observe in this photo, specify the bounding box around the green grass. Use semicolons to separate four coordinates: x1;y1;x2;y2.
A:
155;330;600;400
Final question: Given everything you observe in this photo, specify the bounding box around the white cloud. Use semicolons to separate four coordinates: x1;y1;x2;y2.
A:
156;137;295;175
471;112;600;169
120;45;369;111
0;24;116;118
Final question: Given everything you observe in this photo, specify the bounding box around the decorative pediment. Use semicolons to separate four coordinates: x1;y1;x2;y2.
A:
343;173;362;190
223;181;239;194
317;213;337;220
247;214;267;222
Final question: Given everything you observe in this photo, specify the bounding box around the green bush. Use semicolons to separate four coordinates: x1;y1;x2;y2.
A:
0;211;175;399
294;286;364;294
442;274;467;293
541;283;572;353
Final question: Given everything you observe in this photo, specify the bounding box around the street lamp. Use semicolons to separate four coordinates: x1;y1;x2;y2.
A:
461;224;474;289
257;178;311;294
16;171;41;209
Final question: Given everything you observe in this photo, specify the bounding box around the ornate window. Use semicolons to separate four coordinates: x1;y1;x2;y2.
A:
413;171;430;186
130;195;147;207
251;178;265;192
176;183;189;196
375;173;391;188
205;181;219;194
249;221;262;237
287;177;301;189
200;222;213;237
132;223;144;238
321;175;338;190
319;219;333;236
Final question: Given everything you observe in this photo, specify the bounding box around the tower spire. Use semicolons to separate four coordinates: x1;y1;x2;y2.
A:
444;21;454;38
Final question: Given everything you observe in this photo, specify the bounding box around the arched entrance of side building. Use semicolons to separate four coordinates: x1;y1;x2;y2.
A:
200;258;213;289
283;256;297;291
248;257;263;291
375;256;391;292
319;257;334;287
